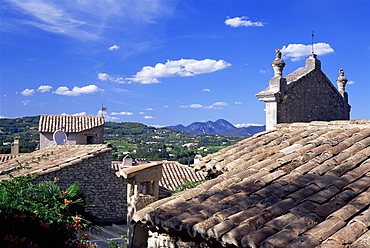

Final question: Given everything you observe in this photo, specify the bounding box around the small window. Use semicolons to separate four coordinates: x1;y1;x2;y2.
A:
86;136;94;144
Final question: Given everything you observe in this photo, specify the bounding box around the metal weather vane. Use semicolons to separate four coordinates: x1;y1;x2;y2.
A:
311;31;315;54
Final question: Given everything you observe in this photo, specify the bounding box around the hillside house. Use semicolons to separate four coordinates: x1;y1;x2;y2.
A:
39;115;104;149
129;52;370;248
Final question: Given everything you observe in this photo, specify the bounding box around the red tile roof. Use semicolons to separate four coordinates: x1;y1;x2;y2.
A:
133;120;370;247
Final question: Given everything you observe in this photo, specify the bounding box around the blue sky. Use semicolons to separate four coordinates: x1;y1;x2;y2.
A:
1;0;369;127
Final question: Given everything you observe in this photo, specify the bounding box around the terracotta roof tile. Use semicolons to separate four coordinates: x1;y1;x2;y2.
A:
38;115;104;133
133;120;370;247
0;144;111;179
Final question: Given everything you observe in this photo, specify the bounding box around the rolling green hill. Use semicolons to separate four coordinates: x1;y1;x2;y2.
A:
0;116;245;165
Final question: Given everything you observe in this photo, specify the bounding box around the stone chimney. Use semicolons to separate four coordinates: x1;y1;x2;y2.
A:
11;137;19;154
336;68;348;99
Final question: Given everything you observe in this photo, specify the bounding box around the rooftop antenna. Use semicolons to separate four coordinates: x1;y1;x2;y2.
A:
101;103;107;117
311;31;315;54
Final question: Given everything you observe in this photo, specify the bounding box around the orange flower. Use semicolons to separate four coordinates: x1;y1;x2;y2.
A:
80;233;89;240
72;215;82;223
64;199;73;205
54;177;60;181
61;190;68;195
91;243;98;247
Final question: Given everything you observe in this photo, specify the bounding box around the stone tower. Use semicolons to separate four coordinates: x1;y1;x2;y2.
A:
256;50;351;130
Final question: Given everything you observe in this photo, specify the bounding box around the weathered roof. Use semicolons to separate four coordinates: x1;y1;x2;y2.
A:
160;161;206;191
133;120;370;248
38;115;104;133
0;144;112;180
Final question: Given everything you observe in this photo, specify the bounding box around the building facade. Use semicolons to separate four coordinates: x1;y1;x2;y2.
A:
256;51;351;130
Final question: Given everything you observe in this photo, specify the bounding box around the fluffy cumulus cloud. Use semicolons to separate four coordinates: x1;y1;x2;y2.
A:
202;88;211;92
108;45;120;51
235;102;242;104
97;73;125;84
21;100;30;105
37;85;52;92
111;111;133;116
348;80;355;85
225;16;265;27
144;108;154;111
281;43;335;61
21;88;35;96
144;115;155;119
126;59;231;84
54;85;103;96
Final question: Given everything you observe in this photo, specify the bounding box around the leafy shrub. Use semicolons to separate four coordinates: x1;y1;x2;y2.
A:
0;162;97;247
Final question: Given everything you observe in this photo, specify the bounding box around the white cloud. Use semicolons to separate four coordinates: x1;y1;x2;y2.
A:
139;112;145;115
202;88;211;92
97;110;120;121
281;43;335;61
348;80;355;85
189;104;203;108
111;111;133;116
163;105;169;108
108;45;120;51
61;112;87;116
235;123;264;128
180;102;228;109
259;70;267;74
144;108;154;111
37;85;52;92
21;88;35;96
235;102;242;104
97;73;125;84
225;16;265;28
54;85;103;96
144;115;155;119
126;59;231;84
21;100;30;105
212;102;228;107
6;1;177;40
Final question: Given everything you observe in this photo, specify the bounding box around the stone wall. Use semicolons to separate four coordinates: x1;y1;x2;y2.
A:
278;69;350;123
35;150;127;220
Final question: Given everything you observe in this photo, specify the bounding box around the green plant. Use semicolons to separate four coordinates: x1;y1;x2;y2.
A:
173;178;204;193
108;239;127;248
0;159;97;247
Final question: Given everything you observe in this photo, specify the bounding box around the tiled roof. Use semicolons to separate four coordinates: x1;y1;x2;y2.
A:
38;115;104;133
0;154;23;163
0;144;112;180
160;161;206;191
133;120;370;247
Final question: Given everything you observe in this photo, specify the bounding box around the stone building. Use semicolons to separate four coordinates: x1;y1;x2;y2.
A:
0;144;127;221
256;50;351;131
39;115;104;149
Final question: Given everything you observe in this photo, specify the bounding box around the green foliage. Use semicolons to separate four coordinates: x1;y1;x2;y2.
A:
108;239;127;248
173;178;204;193
0;160;97;248
0;116;244;163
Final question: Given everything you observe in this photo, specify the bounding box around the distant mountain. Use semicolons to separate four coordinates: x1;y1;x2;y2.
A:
166;119;265;137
